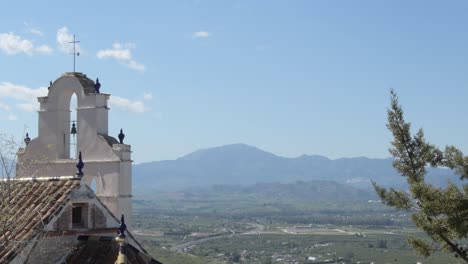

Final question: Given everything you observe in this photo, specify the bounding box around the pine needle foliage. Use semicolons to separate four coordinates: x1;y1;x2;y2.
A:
372;89;468;262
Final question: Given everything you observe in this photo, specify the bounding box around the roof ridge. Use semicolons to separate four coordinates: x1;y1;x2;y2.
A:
0;176;82;182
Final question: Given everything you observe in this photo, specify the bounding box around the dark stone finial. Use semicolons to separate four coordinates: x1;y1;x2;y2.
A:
76;151;84;176
48;81;52;90
24;133;31;145
70;122;77;135
118;214;127;238
118;129;125;144
94;78;101;93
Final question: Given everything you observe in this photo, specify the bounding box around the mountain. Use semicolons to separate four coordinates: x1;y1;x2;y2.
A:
133;143;461;191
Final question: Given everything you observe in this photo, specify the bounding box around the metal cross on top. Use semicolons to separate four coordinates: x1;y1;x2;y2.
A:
69;34;80;72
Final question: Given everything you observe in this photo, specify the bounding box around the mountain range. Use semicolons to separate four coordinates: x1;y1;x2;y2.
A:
133;143;461;191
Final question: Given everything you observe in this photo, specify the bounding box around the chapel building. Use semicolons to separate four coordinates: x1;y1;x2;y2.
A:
0;72;162;264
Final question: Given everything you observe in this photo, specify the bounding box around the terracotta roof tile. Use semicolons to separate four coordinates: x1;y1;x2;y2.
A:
0;178;81;263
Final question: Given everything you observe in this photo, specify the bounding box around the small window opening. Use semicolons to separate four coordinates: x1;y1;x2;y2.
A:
72;204;84;228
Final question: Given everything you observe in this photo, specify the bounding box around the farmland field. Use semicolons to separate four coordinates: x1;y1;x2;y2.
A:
132;184;463;263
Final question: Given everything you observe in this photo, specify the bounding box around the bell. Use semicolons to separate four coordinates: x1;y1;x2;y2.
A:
71;122;77;135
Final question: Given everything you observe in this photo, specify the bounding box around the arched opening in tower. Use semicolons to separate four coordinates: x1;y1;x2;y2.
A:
69;93;78;159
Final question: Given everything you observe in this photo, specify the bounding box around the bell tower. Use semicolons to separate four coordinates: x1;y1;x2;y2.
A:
17;72;132;224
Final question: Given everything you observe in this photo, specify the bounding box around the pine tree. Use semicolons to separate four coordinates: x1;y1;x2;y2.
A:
373;89;468;262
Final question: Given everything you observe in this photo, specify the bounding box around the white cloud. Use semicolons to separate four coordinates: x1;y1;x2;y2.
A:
193;31;211;38
0;81;148;115
109;96;149;113
0;32;53;55
0;82;48;112
29;28;43;36
143;91;153;100
128;60;146;72
17;103;38;112
24;22;44;36
97;43;145;72
57;26;80;53
0;33;34;55
0;82;47;101
24;22;44;37
97;43;131;60
36;45;53;54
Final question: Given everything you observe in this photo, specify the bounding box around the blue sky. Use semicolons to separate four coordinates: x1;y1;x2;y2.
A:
1;0;468;163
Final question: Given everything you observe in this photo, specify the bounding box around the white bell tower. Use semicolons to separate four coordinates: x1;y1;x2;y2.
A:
17;72;132;224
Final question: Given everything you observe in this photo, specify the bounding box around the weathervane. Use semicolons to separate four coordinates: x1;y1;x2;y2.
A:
69;34;80;72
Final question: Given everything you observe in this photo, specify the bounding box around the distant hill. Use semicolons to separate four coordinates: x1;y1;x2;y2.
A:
133;143;461;191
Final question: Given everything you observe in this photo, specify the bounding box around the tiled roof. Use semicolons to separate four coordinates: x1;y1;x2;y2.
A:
0;177;81;263
65;235;162;264
100;134;120;146
62;72;96;94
